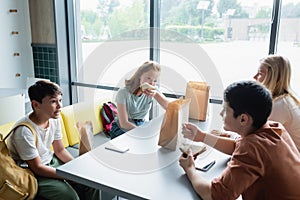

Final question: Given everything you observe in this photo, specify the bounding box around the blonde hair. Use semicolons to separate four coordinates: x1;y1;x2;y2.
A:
260;55;300;105
125;61;161;94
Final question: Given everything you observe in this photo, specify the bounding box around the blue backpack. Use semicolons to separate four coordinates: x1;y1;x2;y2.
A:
100;102;118;136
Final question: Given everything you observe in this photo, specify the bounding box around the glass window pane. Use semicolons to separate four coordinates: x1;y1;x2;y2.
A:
160;0;273;98
277;0;300;97
77;0;150;101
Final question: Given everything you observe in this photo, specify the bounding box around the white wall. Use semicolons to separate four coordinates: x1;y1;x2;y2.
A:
0;92;25;124
0;0;34;89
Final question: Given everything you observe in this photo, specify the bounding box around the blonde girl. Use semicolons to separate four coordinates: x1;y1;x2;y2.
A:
254;55;300;151
110;61;169;139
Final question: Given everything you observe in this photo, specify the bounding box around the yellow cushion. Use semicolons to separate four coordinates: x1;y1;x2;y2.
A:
50;118;69;151
60;117;69;148
60;100;105;146
1;120;69;149
0;122;15;139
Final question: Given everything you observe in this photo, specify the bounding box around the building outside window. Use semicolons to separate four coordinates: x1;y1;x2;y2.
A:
74;0;300;106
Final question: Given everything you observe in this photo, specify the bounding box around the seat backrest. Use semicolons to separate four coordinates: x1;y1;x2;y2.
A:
0;122;16;139
60;117;70;148
60;100;105;146
0;119;69;149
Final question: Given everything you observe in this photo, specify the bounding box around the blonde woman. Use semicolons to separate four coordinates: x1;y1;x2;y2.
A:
110;61;169;139
254;55;300;151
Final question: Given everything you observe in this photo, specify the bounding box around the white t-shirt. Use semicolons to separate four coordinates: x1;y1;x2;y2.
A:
269;95;300;151
7;114;62;165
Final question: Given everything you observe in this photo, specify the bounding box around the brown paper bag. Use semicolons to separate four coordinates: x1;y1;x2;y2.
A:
77;121;94;156
185;81;210;121
158;98;191;150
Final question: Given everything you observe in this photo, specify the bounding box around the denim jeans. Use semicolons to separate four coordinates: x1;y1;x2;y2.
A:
110;120;145;139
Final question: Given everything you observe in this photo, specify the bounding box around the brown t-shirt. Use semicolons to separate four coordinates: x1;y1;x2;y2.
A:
211;121;300;200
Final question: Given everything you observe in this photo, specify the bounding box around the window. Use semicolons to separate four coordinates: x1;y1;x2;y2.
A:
277;0;300;96
72;0;299;105
76;0;150;101
160;0;273;99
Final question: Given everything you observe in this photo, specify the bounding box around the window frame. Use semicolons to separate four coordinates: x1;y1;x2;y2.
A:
61;0;283;105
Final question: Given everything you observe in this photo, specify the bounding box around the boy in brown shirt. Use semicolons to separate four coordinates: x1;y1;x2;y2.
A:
180;80;300;200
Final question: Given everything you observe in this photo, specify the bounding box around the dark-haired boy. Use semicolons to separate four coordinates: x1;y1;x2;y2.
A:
7;80;100;200
180;81;300;200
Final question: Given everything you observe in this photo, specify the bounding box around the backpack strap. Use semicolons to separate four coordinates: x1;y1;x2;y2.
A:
4;122;38;146
109;102;118;116
108;101;117;110
101;103;112;123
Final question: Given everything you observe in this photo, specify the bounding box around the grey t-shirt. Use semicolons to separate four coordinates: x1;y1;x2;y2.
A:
115;87;153;120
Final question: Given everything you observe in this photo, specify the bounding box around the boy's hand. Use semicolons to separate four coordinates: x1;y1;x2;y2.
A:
182;123;199;141
179;149;196;172
180;145;206;160
211;129;231;137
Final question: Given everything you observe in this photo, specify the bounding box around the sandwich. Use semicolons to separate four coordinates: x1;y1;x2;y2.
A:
140;82;156;91
179;143;207;158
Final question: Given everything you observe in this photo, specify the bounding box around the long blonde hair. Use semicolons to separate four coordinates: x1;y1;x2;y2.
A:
260;55;300;104
125;61;161;94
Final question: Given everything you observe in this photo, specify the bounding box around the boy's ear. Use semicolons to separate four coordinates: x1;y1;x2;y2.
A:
31;100;40;110
240;113;249;124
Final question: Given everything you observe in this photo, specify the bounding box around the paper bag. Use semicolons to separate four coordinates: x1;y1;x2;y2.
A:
185;81;210;121
158;98;191;150
77;121;94;156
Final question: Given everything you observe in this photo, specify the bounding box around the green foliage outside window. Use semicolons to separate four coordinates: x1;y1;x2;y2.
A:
80;1;300;43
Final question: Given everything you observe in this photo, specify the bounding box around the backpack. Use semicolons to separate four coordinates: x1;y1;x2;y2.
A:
0;122;38;200
100;102;118;136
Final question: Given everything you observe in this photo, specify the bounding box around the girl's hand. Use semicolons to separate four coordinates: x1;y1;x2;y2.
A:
141;82;157;97
143;88;156;97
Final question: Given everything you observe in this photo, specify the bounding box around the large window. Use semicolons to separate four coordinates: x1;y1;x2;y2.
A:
277;0;300;95
160;0;274;98
77;0;150;101
73;0;299;104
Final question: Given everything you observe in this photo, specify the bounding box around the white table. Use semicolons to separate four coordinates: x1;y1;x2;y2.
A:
57;105;231;200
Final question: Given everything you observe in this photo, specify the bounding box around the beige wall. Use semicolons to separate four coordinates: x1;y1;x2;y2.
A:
227;18;300;41
29;0;55;44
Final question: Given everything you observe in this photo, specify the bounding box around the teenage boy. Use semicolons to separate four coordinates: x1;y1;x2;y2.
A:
179;81;300;200
7;80;100;200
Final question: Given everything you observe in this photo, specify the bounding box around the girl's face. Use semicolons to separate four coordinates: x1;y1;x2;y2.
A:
140;70;159;86
253;65;267;83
